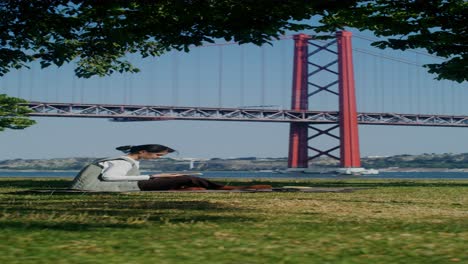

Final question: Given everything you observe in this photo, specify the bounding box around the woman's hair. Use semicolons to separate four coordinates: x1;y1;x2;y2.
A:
116;144;176;154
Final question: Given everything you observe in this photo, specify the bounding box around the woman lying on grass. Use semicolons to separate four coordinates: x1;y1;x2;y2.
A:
70;144;271;192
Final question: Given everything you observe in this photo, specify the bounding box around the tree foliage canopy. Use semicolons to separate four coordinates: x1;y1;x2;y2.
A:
0;0;355;78
318;0;467;82
1;0;465;81
0;94;36;131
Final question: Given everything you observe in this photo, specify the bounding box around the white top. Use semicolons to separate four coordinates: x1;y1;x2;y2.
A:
99;157;150;181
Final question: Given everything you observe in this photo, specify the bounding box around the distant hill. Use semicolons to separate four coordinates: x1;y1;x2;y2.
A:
361;153;468;169
0;157;289;171
0;153;467;171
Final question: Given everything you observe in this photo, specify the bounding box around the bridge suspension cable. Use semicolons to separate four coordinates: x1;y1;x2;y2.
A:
261;45;266;106
218;46;223;107
353;33;445;60
195;47;201;106
240;45;245;107
172;52;179;106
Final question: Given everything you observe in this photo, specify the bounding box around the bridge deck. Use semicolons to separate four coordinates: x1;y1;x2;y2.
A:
24;102;468;127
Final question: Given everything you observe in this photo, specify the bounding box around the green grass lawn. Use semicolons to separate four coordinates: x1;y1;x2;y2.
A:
0;178;466;264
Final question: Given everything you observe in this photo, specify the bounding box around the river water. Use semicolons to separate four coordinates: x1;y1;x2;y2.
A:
0;170;468;179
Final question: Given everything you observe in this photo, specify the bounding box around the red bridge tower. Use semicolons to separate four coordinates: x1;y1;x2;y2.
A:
287;31;361;169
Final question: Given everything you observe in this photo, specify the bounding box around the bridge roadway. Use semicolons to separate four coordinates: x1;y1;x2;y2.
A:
24;102;468;127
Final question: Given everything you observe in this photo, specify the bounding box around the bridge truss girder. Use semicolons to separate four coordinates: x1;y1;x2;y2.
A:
24;102;468;127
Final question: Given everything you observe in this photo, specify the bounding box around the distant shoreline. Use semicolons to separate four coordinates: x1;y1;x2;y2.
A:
379;168;468;173
0;169;80;172
1;153;467;172
1;168;467;173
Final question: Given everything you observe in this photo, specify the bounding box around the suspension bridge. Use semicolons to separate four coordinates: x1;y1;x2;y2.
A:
3;31;467;169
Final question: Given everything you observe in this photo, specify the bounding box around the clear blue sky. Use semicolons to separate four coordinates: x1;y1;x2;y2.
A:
0;28;467;160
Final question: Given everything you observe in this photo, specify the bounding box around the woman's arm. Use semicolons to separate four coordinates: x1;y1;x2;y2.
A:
100;160;150;181
150;172;203;178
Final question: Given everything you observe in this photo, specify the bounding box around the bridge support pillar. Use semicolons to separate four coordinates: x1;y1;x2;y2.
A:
337;31;361;168
288;31;361;169
288;34;310;168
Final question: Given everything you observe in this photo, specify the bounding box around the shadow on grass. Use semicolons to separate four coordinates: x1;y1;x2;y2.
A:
219;180;468;188
0;179;71;189
0;199;232;211
1;178;467;191
0;198;253;231
0;213;251;232
311;181;468;188
0;220;139;231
